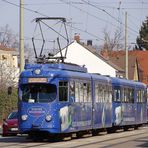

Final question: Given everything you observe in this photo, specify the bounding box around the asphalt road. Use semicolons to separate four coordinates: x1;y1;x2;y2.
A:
0;125;148;148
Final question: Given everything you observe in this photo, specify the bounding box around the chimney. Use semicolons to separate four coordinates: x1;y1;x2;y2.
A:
87;40;92;46
74;33;80;42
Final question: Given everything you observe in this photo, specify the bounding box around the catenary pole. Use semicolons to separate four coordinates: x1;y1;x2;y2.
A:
125;11;128;79
19;0;24;72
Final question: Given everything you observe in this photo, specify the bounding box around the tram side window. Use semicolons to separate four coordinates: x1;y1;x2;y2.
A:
137;90;146;103
75;82;79;102
83;83;87;102
95;83;104;103
95;84;99;102
109;86;112;103
137;90;142;103
136;90;139;103
144;90;147;103
105;85;112;103
87;83;91;102
70;81;75;102
59;81;68;102
99;85;104;102
104;85;109;102
113;87;121;102
129;88;134;103
142;90;146;103
79;83;84;102
123;88;128;103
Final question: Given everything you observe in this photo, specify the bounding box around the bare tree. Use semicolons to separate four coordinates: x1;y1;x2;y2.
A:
101;28;124;51
0;24;19;48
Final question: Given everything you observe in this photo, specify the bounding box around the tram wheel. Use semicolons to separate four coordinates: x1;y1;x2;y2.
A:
92;130;98;136
123;126;129;131
76;132;84;138
107;128;116;134
134;125;139;130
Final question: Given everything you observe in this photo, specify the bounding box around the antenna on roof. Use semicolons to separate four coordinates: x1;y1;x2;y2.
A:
32;17;69;63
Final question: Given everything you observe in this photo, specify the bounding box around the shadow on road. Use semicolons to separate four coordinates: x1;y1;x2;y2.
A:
0;135;30;143
0;135;69;143
135;137;148;147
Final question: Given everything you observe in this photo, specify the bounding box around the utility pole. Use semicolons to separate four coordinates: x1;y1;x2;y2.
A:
19;0;24;72
125;11;128;79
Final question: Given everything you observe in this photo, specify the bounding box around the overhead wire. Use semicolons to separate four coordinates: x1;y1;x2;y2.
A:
1;0;48;17
81;0;139;35
1;0;104;43
59;0;122;31
1;0;146;45
59;0;140;43
66;23;104;41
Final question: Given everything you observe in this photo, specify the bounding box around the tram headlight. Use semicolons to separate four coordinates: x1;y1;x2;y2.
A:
34;69;41;75
45;115;52;122
21;115;28;121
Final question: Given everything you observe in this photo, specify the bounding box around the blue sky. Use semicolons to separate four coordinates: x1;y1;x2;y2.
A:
0;0;148;52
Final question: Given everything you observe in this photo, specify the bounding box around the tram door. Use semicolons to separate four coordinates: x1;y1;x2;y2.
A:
121;87;136;125
93;82;112;129
71;80;92;131
135;88;147;124
112;86;136;126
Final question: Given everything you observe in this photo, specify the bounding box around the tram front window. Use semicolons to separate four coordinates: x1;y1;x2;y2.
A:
20;84;57;103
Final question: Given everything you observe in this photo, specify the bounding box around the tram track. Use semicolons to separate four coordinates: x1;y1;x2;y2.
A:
57;126;148;148
0;126;147;148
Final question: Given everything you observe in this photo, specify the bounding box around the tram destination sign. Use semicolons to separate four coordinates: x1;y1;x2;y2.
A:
28;78;47;83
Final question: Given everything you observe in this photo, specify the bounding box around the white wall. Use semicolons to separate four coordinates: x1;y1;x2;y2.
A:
55;42;116;77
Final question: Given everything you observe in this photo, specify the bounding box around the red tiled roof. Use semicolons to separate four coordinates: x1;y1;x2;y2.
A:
109;55;137;80
100;50;148;84
0;44;15;51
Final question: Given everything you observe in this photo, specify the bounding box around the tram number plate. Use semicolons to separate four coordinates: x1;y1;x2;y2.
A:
28;78;47;83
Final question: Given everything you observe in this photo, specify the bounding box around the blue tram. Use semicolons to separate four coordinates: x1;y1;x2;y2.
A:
18;63;147;138
111;77;147;131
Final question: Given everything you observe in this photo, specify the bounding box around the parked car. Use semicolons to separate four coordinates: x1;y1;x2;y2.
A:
2;110;18;136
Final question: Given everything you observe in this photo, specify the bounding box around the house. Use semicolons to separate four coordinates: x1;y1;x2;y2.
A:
0;44;19;86
108;54;142;82
55;41;124;77
100;50;148;84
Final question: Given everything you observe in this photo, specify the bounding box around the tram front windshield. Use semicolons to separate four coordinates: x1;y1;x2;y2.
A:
20;83;57;103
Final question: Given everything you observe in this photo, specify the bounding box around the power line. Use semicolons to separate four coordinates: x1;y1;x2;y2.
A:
82;0;122;25
1;0;105;43
66;23;104;41
1;0;48;17
60;0;139;39
1;0;143;45
59;0;122;30
82;0;139;35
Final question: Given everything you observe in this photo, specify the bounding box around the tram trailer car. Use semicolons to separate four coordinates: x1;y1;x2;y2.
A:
110;77;147;132
18;63;147;139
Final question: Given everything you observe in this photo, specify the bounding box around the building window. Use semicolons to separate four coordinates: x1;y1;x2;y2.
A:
2;55;7;60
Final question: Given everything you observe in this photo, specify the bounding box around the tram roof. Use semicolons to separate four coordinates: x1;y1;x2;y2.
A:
21;63;91;79
111;77;146;88
24;63;87;73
